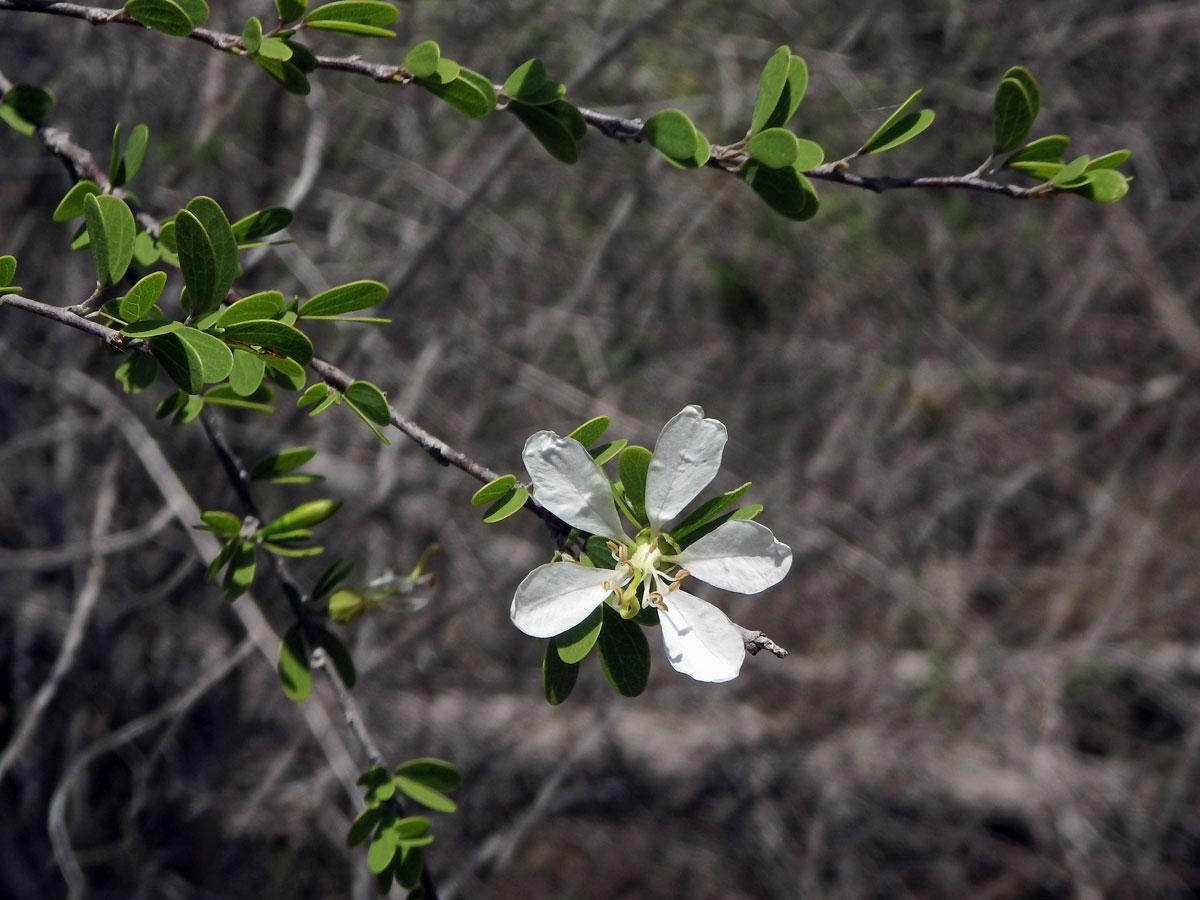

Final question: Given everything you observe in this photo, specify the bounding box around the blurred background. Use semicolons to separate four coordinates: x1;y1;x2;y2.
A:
2;1;1199;897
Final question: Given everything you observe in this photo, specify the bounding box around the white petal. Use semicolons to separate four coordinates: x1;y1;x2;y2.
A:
674;519;792;593
511;562;617;638
523;430;625;538
657;589;745;682
644;405;727;530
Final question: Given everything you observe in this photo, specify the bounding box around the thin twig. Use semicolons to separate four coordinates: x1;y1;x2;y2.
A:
0;455;119;785
47;637;255;899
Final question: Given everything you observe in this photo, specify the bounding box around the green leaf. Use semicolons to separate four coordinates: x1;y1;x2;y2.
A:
125;0;196;36
584;535;617;568
254;56;311;95
298;280;387;317
131;230;160;266
173;0;208;27
344;380;390;425
231;207;293;242
251;447;317;480
185;196;237;311
859;90;934;155
201;510;242;536
262;353;307;389
114;353;159;393
119;271;167;323
589;438;626;466
1068;168;1129;203
368;823;399;874
304;0;397;26
393;776;456;813
775;55;809;129
1001;66;1040;119
1051;154;1091;186
642;109;698;164
751;45;791;134
396;844;423;888
276;0;306;23
509;100;578;163
220;291;285;326
793;138;824;171
393;758;462;792
82;194;135;286
221;319;314;365
1007;134;1069;164
455;66;497;109
1007;160;1064;180
204;537;237;581
202;384;274;413
617;445;651;524
404;40;441;78
109;122;150;188
282;40;317;73
481;487;529;523
222;539;256;599
278;625;311;701
298;382;329;408
993;77;1035;153
0;255;14;288
542;639;579;705
177;326;233;383
471;474;516;505
122;318;182;338
555;604;603;664
1086;149;1131;170
304;19;395;37
150;331;203;393
393;816;432;839
53;181;101;221
743;160;819;221
747;127;800;169
260;498;342;537
174;210;216;313
347;807;383;847
421;73;493;119
671;482;751;541
567;415;609;448
312;558;353;602
315;626;356;688
596;603;650;697
241;15;263;53
503;58;565;105
256;36;293;60
2;83;55;132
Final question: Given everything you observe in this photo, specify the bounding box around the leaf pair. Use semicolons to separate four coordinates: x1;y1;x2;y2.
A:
543;603;650;704
298;379;392;442
642;109;709;169
857;88;936;156
172;195;238;315
406;40;497;119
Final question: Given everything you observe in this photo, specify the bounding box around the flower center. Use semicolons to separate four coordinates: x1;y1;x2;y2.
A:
606;536;687;618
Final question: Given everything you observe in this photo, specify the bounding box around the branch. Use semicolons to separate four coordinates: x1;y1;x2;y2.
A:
1;0;1045;200
0;455;118;786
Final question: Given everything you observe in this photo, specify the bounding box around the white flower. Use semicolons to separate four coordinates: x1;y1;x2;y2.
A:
511;405;792;683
